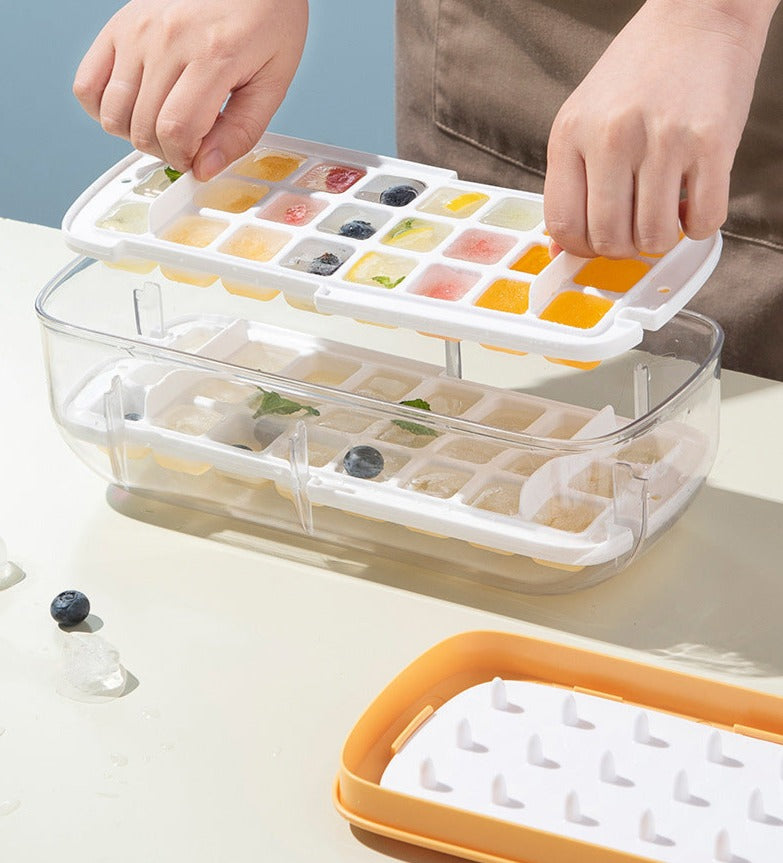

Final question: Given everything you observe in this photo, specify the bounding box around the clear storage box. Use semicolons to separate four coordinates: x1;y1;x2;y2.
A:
36;254;722;594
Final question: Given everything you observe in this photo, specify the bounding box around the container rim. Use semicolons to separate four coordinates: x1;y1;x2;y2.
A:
35;255;724;451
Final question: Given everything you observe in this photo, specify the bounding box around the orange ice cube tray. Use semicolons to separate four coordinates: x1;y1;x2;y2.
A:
62;134;722;363
335;631;783;863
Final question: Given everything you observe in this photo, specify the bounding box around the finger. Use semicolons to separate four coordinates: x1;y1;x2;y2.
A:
544;135;591;258
193;72;290;181
99;54;143;140
633;157;682;255
585;157;636;259
548;240;563;259
680;163;729;240
73;29;115;122
154;63;234;173
130;60;186;160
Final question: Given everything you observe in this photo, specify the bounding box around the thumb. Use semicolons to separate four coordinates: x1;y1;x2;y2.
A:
192;75;287;181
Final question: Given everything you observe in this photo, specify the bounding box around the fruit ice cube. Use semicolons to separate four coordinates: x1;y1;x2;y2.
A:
296;163;366;193
470;480;523;516
573;257;651;293
408;264;479;301
227;342;298;372
161;215;228;247
258;193;327;226
377;423;437;449
418;187;489;218
353;373;420;401
539;291;614;329
480;196;543;231
475;278;530;314
406;466;472;499
316;410;375;434
96;202;149;234
438;437;505;464
354;174;426;206
506;450;555;477
282;239;352;276
317;204;390;239
533;495;604;533
425;387;481;416
194;179;269;213
157;404;223;435
299;358;361;387
133;166;174;198
345;252;417;288
190;378;255;404
381;218;452;252
571;462;615;498
510;244;551;275
219;225;291;261
480;405;545;432
444;229;516;264
236;149;305;181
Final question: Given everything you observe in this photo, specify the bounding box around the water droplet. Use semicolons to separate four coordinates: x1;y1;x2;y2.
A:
141;708;160;721
0;799;20;817
110;753;128;767
161;742;175;752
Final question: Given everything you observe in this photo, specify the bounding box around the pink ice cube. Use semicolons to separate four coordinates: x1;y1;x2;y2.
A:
444;229;517;264
410;265;480;302
258;193;327;226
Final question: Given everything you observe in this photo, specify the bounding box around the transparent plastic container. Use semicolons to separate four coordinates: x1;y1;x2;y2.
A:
36;258;722;594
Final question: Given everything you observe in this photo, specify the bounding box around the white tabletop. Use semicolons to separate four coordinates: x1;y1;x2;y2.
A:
1;217;782;861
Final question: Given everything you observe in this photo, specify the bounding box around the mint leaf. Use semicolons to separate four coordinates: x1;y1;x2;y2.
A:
164;166;183;183
399;398;431;411
250;388;320;418
393;397;437;436
392;420;439;437
372;275;404;289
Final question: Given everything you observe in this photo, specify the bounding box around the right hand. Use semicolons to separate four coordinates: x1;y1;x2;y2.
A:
73;0;309;180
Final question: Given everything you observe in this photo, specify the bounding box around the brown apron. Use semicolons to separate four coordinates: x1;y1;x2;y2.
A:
396;0;783;380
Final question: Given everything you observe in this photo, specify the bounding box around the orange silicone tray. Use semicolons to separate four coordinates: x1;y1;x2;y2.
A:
334;630;783;863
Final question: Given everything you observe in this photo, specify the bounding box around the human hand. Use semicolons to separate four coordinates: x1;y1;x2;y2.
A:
544;0;777;259
73;0;308;181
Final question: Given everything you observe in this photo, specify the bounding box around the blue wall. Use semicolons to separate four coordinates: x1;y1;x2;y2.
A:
0;1;395;227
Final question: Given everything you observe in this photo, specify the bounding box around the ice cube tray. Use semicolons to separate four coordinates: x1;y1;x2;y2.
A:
59;312;708;569
335;631;783;863
62;134;722;362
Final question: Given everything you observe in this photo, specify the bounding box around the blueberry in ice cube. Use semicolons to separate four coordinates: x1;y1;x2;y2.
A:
308;252;341;276
50;590;91;626
380;185;419;207
124;412;142;422
343;445;384;479
339;219;374;240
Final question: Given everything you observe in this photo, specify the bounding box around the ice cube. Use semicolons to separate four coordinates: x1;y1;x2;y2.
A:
0;537;24;590
61;633;127;697
407;468;471;499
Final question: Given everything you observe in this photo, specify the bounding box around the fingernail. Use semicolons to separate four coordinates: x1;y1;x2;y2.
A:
199;148;226;180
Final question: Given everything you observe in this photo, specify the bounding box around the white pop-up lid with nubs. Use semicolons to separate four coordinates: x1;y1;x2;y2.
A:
62;133;722;363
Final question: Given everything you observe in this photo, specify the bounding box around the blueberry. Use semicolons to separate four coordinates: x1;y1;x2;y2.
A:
124;412;142;422
308;252;341;276
50;590;91;626
338;219;374;240
380;185;419;207
343;445;384;479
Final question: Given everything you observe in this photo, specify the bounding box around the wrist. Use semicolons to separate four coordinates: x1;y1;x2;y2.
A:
644;0;780;56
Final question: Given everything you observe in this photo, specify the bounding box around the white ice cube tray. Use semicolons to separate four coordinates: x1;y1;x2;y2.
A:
62;133;722;362
61;315;707;568
382;680;783;863
335;632;783;863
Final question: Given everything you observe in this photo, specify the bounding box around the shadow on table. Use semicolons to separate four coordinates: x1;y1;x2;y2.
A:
106;481;783;681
